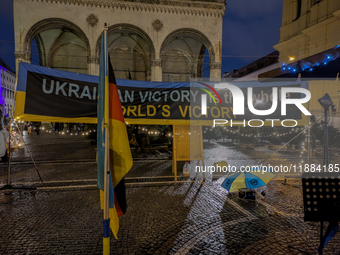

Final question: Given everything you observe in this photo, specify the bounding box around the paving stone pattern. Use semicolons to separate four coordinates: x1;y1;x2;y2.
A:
1;179;340;254
0;131;340;254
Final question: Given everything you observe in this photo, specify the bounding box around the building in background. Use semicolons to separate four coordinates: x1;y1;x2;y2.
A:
0;58;15;119
274;0;340;65
225;0;340;81
256;0;340;124
222;51;279;81
13;0;225;82
246;0;340;79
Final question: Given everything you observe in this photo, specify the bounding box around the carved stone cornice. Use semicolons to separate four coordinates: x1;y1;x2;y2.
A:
87;55;97;64
152;19;163;32
15;51;31;61
27;0;225;17
209;62;222;69
151;59;162;67
87;14;98;27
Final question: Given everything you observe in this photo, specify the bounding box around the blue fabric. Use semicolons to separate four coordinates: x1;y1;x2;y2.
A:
17;62;99;92
17;62;308;94
221;171;268;192
96;32;115;209
244;172;266;189
192;80;308;89
221;172;242;192
318;221;339;254
103;219;111;238
17;62;192;92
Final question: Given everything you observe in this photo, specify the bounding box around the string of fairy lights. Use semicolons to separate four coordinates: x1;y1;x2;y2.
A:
300;124;309;165
43;127;95;136
15;119;310;164
281;44;340;73
202;126;307;138
202;125;309;164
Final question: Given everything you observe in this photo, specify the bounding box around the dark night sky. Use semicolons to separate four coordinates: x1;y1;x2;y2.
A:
0;0;282;76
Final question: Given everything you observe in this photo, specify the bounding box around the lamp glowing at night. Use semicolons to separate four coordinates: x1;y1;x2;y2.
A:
318;93;333;109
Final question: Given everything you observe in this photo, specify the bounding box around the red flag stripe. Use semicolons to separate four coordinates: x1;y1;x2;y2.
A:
109;83;125;123
114;193;124;217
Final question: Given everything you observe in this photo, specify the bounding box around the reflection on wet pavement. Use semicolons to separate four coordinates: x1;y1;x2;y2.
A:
1;131;340;254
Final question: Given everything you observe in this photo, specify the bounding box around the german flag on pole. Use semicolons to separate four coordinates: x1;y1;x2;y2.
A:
108;57;133;217
97;28;133;241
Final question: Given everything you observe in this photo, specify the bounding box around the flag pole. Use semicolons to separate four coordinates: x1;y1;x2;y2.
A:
102;23;111;255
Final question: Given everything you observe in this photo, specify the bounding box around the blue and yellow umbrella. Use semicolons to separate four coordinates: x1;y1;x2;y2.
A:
221;168;274;192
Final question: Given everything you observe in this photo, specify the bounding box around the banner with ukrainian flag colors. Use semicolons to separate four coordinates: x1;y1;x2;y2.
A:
14;62;309;126
14;62;99;123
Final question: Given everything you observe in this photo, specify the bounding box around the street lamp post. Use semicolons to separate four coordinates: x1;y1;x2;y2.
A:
317;93;333;252
318;93;333;170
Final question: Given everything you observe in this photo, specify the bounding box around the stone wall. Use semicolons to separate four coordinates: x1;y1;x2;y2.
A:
275;0;340;64
13;0;225;80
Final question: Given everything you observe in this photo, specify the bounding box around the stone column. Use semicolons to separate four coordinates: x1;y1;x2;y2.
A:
209;62;222;81
88;55;99;76
150;59;162;82
290;0;298;23
282;0;289;26
14;51;31;73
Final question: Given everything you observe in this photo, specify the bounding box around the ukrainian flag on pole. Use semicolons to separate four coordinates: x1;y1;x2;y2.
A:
97;24;133;254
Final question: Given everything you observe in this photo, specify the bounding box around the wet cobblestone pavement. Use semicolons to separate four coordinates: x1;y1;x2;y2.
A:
0;131;340;254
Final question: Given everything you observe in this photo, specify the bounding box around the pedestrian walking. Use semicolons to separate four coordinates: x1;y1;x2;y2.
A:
27;125;32;135
76;123;81;132
55;122;59;133
0;125;9;162
134;125;148;157
33;122;41;135
51;122;55;133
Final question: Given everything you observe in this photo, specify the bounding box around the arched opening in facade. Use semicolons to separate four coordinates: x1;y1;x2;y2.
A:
25;19;90;74
96;24;155;81
160;29;215;82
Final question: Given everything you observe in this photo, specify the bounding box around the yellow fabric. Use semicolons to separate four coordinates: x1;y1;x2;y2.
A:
214;161;228;168
228;170;275;192
124;119;308;126
14;91;26;117
103;238;110;255
247;170;275;184
14;92;308;126
14;91;308;126
109;208;119;239
14;114;98;123
229;172;247;192
109;118;133;188
100;190;119;239
104;76;109;125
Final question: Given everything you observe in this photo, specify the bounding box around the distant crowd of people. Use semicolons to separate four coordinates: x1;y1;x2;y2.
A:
17;122;88;135
0;121;91;163
10;122;89;137
51;123;86;133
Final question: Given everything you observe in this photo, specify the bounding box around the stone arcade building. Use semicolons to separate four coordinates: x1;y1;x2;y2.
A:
13;0;225;82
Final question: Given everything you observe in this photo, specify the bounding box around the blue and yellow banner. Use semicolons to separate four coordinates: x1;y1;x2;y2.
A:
14;63;309;126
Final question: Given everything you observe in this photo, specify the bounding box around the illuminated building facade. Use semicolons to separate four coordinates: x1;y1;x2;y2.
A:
0;58;15;119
